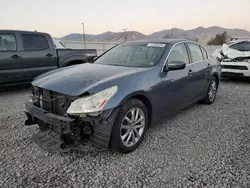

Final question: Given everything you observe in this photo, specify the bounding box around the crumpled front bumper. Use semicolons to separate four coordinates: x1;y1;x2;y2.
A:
221;61;250;77
25;101;119;152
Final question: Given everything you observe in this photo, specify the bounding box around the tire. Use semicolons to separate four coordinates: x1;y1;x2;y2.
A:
37;120;48;132
202;76;218;104
110;99;148;154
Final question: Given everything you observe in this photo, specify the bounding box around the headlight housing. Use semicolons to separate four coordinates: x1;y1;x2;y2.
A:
66;86;118;115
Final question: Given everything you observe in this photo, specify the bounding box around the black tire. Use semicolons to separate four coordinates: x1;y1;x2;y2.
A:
110;99;148;154
202;76;218;104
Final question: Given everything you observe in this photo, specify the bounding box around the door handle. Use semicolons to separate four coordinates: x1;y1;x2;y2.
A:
46;53;53;57
188;69;193;76
11;55;20;59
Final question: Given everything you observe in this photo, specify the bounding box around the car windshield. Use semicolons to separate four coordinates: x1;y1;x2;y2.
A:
94;42;168;68
226;41;236;46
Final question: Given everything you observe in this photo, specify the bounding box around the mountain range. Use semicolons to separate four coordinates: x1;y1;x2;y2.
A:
61;26;250;44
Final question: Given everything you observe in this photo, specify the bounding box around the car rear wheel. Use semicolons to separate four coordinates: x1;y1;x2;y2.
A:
202;76;218;104
110;99;148;153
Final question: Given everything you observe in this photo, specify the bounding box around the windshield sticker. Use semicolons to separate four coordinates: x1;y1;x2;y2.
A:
147;43;166;47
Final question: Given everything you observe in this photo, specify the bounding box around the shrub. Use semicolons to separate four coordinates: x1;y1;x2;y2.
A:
207;31;228;45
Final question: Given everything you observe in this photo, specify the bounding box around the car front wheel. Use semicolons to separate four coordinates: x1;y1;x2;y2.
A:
110;99;148;153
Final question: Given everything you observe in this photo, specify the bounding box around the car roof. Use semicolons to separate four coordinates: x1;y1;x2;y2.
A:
0;29;49;35
125;38;196;45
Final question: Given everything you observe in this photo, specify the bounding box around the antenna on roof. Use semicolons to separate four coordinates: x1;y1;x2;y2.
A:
123;28;128;42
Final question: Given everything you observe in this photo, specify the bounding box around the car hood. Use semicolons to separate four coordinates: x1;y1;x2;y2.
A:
32;63;139;96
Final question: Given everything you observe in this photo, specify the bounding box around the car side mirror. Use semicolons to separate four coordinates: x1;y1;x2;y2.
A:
167;61;186;71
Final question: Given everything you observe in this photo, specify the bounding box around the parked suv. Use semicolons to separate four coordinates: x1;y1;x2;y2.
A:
0;30;97;85
214;38;250;78
25;39;221;154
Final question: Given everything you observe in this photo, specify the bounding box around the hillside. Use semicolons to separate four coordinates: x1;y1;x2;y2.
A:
61;31;147;42
61;26;250;44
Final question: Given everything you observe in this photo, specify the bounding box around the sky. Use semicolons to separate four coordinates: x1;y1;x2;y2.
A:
1;0;250;37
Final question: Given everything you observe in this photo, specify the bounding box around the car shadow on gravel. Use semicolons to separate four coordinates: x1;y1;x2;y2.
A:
150;102;201;128
0;83;31;94
221;77;250;84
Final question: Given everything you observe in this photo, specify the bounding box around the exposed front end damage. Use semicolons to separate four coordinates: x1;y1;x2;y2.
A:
24;87;119;152
213;43;250;77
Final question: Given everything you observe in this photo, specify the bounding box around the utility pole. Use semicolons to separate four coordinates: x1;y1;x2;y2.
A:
82;23;86;48
123;28;128;42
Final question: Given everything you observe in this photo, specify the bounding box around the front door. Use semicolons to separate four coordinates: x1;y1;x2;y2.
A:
0;33;23;84
157;43;191;115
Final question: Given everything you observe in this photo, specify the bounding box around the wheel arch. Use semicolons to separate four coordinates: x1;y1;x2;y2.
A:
119;92;153;125
212;72;219;88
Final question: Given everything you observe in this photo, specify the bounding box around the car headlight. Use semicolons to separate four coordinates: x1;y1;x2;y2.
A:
66;86;118;115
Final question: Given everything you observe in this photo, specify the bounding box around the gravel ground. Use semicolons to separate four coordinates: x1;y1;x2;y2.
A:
0;80;249;188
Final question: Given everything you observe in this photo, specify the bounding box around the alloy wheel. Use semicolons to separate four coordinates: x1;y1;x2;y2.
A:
120;107;145;147
208;80;217;101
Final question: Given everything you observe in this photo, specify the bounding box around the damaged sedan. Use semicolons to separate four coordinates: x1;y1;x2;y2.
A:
214;38;250;78
25;39;221;154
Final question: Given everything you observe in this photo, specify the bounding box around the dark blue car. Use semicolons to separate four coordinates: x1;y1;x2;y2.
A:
25;39;221;153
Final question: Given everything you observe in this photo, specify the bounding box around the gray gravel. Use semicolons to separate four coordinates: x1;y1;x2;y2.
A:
0;80;250;188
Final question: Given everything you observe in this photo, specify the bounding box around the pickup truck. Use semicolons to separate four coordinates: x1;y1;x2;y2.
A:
0;30;97;85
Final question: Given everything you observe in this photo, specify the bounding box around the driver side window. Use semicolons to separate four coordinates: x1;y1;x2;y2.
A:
168;43;189;64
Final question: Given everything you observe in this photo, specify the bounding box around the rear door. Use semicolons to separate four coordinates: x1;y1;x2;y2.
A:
0;32;23;84
186;43;209;102
21;34;57;79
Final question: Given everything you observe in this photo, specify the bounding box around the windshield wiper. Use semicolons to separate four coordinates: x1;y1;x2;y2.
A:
104;64;126;67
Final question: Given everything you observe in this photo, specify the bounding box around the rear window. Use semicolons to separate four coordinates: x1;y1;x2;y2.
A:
229;41;250;51
200;47;208;59
0;33;16;51
22;34;49;51
187;43;204;63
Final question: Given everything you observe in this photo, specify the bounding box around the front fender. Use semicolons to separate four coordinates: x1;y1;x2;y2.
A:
118;90;152;106
101;80;152;111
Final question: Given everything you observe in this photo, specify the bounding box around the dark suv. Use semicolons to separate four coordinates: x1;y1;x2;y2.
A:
25;39;221;154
